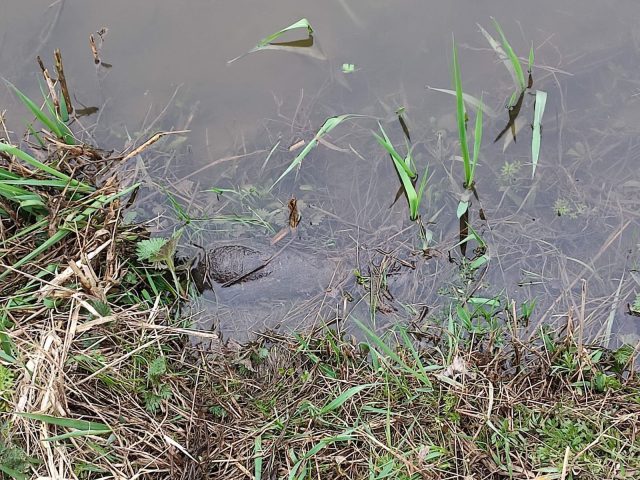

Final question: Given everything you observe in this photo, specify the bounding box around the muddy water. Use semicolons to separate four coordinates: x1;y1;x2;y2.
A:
2;1;640;344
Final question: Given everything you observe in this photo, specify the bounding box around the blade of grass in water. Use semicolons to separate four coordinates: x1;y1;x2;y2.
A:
270;114;361;190
373;123;426;220
531;90;547;178
491;18;526;91
470;95;484;184
452;38;471;186
477;23;521;93
229;18;325;63
427;86;499;118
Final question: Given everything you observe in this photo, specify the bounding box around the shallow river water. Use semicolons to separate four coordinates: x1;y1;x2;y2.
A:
2;0;640;344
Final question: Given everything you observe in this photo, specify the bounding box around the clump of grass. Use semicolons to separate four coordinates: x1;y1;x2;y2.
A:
1;67;192;478
180;316;640;479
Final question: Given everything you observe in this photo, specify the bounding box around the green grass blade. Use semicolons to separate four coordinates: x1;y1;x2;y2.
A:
16;412;110;432
427;86;499;118
531;90;547;178
391;155;418;220
270;114;361;190
6;81;75;144
416;163;429;211
354;319;432;385
457;199;469;219
318;384;373;416
452;38;471;186
477;23;520;92
0;142;93;192
528;43;535;71
470;96;483;184
491;18;526;91
44;429;112;442
373;124;414;178
257;18;312;48
59;90;69;123
229;18;315;64
254;435;263;480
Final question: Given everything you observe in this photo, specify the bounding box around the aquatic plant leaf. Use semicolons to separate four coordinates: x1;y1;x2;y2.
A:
477;23;520;93
427;86;498;118
452;38;471;187
531;90;547;178
270;114;361;190
470;95;484;184
373;124;414;177
374;123;423;220
469;254;489;270
528;44;535;71
228;18;324;63
416;164;430;212
256;18;312;47
491;18;526;91
392;154;419;220
456;200;469;219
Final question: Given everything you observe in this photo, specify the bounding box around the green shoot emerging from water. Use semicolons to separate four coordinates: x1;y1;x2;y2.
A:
373;123;428;221
452;38;483;217
271;114;361;190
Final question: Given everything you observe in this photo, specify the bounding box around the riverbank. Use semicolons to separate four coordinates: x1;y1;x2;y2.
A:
1;85;639;480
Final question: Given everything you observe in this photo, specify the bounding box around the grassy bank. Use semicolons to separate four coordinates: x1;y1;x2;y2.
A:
1;69;639;480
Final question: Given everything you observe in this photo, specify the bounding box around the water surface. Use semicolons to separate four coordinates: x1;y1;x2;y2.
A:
2;0;640;344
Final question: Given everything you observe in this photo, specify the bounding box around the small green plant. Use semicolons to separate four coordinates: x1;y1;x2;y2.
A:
499;160;522;184
373;123;429;221
0;442;31;479
0;365;15;412
451;38;483;217
553;197;586;218
271;114;363;190
136;227;184;296
142;355;172;414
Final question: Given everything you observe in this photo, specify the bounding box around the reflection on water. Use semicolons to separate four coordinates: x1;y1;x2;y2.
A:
2;0;639;344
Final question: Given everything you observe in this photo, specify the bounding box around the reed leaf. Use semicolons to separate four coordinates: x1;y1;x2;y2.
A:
531;90;547;178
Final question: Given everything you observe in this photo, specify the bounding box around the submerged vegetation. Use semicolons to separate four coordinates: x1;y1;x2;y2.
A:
0;14;638;480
